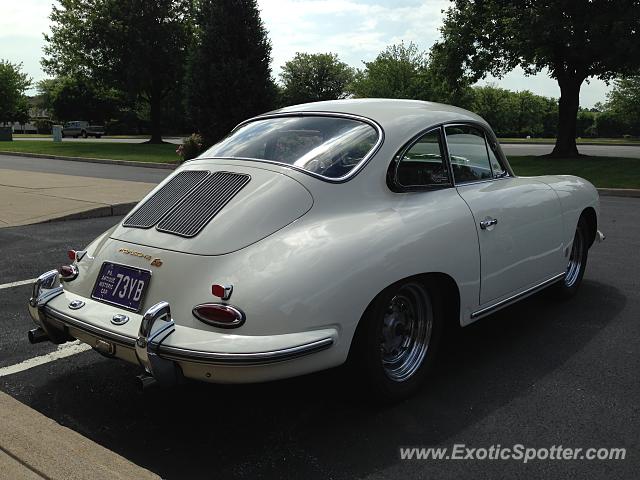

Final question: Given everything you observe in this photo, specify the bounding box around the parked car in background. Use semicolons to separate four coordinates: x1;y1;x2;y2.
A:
62;121;105;138
28;99;604;401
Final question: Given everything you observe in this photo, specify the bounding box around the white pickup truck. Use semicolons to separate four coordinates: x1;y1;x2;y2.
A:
61;121;105;138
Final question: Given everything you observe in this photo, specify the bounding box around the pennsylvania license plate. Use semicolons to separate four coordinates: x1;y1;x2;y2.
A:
91;262;151;312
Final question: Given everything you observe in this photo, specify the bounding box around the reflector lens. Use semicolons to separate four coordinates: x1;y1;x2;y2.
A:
67;250;76;261
192;303;245;328
59;265;78;281
211;285;224;298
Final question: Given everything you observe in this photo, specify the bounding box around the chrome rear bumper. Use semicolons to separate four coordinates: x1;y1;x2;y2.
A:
28;272;334;386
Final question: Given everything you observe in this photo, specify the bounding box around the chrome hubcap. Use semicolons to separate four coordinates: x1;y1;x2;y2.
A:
565;227;584;287
380;283;432;382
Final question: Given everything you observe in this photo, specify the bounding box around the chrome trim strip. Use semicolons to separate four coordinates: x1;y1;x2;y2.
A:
43;305;136;347
160;337;334;366
42;305;333;365
470;272;566;319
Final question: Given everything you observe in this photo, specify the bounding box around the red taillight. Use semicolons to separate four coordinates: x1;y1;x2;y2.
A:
192;303;245;328
59;264;78;281
67;250;76;261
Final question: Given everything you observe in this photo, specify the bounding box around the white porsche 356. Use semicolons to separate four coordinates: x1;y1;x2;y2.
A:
28;99;604;400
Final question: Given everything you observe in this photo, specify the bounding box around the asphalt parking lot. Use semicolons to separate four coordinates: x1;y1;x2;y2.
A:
1;196;638;479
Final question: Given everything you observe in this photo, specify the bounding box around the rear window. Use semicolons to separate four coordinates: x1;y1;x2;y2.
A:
202;115;380;179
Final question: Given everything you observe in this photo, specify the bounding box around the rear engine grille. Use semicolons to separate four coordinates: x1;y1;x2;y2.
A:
156;172;251;237
123;170;210;228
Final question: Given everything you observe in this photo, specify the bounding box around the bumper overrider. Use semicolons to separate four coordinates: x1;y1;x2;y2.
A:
27;270;336;387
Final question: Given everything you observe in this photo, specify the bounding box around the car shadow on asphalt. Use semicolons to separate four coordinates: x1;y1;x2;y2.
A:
6;279;626;480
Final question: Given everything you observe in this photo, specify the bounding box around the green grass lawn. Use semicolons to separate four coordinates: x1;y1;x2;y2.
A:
0;140;179;163
12;134;186;139
499;137;640;144
508;156;640;189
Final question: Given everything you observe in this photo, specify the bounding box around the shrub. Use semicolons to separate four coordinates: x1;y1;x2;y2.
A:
176;133;205;162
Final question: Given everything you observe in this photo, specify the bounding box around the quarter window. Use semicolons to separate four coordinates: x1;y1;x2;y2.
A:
395;128;450;188
487;140;507;177
445;125;493;184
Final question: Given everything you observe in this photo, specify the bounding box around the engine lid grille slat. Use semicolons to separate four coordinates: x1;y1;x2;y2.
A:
123;170;210;228
156;171;251;238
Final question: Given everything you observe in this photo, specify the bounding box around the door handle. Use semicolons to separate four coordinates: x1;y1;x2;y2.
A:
479;218;498;230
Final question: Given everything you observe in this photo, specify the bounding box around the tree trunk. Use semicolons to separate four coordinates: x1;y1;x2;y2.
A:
551;77;583;157
146;93;164;144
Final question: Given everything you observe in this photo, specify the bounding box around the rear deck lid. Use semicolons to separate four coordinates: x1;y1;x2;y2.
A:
110;164;313;255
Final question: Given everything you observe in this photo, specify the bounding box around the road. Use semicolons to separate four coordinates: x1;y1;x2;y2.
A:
0;197;638;479
501;142;640;158
0;154;171;183
11;137;640;158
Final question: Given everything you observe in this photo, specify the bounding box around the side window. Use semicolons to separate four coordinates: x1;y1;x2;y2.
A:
395;128;450;188
445;125;493;184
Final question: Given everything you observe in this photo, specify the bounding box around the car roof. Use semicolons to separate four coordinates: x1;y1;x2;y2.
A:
268;98;489;138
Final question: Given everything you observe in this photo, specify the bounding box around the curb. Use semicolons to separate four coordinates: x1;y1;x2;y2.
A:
34;202;138;226
0;151;177;170
597;188;640;198
0;391;160;480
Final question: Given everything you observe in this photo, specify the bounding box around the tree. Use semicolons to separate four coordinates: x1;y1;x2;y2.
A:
350;42;430;99
43;0;192;143
185;0;276;146
280;52;354;105
37;76;119;123
0;60;31;124
603;74;640;136
431;0;640;157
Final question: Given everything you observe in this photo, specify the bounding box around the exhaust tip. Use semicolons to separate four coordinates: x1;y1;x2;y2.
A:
136;373;158;391
28;327;49;344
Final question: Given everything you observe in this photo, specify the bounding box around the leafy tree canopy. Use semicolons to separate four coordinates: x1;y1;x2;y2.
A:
602;74;640;135
42;0;192;142
37;76;119;123
280;52;354;105
350;42;429;99
0;60;31;124
185;0;276;146
431;0;640;156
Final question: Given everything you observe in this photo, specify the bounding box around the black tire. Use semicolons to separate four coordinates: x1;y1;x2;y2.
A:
552;215;589;299
95;135;102;139
350;278;443;402
82;130;88;138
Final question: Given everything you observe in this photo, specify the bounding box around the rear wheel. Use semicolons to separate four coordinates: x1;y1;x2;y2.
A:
82;130;88;138
553;216;589;299
351;279;443;402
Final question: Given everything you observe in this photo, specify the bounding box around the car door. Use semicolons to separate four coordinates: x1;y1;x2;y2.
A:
445;124;565;306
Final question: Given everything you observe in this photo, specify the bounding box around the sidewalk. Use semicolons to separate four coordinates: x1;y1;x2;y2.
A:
0;391;159;479
0;168;156;228
0;170;160;478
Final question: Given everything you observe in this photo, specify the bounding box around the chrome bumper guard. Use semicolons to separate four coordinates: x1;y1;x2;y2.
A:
28;270;69;344
135;301;183;387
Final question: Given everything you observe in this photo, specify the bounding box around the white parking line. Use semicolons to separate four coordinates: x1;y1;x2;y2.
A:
0;341;92;377
0;278;36;290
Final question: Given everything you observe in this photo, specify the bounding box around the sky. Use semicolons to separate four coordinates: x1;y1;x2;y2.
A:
0;0;611;107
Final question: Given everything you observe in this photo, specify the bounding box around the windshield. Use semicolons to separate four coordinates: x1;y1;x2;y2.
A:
202;115;380;179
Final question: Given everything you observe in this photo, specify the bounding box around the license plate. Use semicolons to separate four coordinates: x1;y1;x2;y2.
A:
91;262;151;312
